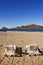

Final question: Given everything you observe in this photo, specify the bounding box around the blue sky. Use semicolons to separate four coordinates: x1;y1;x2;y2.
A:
0;0;43;28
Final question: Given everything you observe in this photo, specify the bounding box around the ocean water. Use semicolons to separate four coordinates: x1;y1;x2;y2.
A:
7;29;43;32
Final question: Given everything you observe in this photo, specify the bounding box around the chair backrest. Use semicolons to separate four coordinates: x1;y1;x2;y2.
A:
4;45;16;54
25;44;38;51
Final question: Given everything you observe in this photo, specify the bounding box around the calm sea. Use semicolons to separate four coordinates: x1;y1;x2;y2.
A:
7;29;43;32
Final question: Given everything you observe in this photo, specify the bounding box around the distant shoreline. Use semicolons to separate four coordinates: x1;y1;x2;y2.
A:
0;30;43;32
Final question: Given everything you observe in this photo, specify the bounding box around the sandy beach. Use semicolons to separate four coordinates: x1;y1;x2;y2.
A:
0;32;43;65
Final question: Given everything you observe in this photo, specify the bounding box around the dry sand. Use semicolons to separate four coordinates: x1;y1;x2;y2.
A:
0;32;43;65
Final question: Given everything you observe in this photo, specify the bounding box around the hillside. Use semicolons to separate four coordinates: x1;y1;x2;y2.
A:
10;24;43;30
0;24;43;31
0;27;8;31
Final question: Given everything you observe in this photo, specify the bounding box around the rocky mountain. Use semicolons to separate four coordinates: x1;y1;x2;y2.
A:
10;24;43;30
0;27;8;31
0;24;43;31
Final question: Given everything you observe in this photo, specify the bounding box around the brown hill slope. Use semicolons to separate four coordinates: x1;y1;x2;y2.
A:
10;24;43;30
